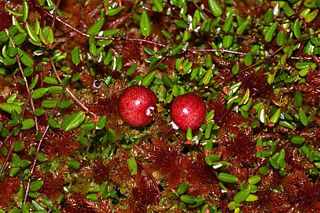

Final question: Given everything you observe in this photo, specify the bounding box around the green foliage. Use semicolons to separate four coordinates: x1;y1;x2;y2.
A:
0;0;319;212
140;11;152;37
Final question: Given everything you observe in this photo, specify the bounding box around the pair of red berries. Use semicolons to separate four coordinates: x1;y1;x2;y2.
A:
118;85;206;131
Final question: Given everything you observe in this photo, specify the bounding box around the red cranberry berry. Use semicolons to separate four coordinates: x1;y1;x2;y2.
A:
118;85;157;127
170;93;206;131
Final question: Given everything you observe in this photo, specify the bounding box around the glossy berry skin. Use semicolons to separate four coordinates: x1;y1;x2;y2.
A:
170;93;206;131
118;85;157;127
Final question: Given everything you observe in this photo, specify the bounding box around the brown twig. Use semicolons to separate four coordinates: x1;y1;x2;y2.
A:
290;56;314;60
189;48;246;55
222;31;320;82
0;141;14;173
49;58;97;118
6;29;39;131
0;29;40;174
23;82;68;203
31;0;250;56
0;131;13;150
51;0;62;29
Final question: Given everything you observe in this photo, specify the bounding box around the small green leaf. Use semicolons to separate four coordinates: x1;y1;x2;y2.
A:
223;16;233;32
305;9;318;23
88;36;97;56
127;156;137;176
29;75;39;90
175;20;188;29
48;118;60;129
141;71;156;87
96;116;107;130
248;175;261;185
86;193;99;201
68;160;81;170
162;75;174;88
61;111;86;131
12;16;25;33
186;127;193;141
97;39;113;46
32;200;45;211
87;14;105;36
218;172;238;183
5;7;22;17
233;187;250;203
140;11;152;37
19;159;30;167
22;0;29;22
7;47;18;58
126;64;137;76
9;167;20;176
32;88;49;99
298;108;309;126
13;141;25;152
13;33;27;46
208;0;222;17
291;136;305;145
294;92;303;107
104;50;113;65
269;108;281;126
293;19;302;38
0;67;6;75
42;26;54;45
7;93;17;104
205;153;221;165
176;182;189;195
107;6;124;16
0;31;9;42
41;99;57;108
103;29;120;36
43;76;59;85
0;103;22;114
244;52;253;66
71;47;81;65
180;195;197;204
39;28;51;46
36;153;47;162
222;35;234;48
153;0;163;12
201;69;213;85
245;194;258;202
21;203;31;213
30;180;44;192
265;22;278;42
59;99;73;109
48;86;62;94
26;23;40;44
304;0;320;8
236;19;250;35
282;3;295;17
21;119;35;130
18;49;34;67
276;30;287;46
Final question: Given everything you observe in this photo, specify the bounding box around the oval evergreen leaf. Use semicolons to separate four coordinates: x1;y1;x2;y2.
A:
30;180;44;192
21;118;35;130
127;156;137;176
87;16;105;36
208;0;222;17
32;88;48;99
71;47;81;65
61;111;86;131
140;11;152;37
